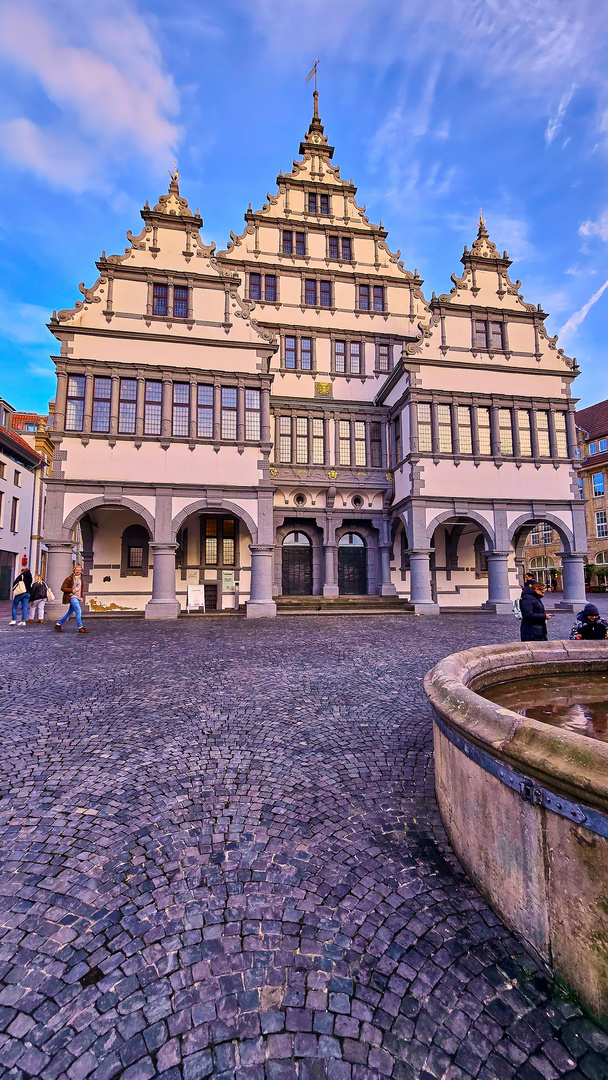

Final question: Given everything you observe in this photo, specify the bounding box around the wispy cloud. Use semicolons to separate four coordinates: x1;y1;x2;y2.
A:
545;87;575;144
580;210;608;243
0;0;179;193
558;278;608;338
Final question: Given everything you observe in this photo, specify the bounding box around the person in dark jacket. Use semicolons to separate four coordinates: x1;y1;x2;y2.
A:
10;565;33;625
27;574;49;623
570;603;608;640
520;579;552;642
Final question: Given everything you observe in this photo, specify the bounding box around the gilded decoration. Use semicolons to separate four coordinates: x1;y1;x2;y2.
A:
315;382;332;397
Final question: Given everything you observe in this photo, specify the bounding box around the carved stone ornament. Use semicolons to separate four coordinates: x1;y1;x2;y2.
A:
315;382;333;397
328;469;338;480
269;467;278;478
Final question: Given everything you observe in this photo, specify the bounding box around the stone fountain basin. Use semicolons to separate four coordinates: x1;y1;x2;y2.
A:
424;640;608;1022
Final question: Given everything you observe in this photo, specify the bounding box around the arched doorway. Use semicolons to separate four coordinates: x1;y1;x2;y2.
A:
338;532;366;595
282;531;313;595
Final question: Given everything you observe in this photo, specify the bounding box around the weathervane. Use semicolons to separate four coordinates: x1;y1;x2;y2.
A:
305;59;319;92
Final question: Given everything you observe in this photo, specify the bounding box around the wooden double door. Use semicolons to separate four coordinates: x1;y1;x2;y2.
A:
282;544;313;595
338;546;367;595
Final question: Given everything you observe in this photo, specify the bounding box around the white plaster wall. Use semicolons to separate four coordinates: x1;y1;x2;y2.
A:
62;440;262;488
421;460;574;501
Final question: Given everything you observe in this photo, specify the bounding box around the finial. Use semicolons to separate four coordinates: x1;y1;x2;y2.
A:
478;207;486;227
313;90;319;119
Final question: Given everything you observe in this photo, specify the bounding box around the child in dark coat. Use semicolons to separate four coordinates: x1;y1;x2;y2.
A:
570;603;608;640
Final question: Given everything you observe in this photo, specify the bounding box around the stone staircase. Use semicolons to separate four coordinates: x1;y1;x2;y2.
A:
275;595;415;615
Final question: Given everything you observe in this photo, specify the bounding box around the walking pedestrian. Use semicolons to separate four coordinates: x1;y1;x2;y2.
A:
570;603;608;640
54;565;88;634
550;570;558;593
524;571;535;588
9;564;32;625
27;573;52;623
520;578;552;642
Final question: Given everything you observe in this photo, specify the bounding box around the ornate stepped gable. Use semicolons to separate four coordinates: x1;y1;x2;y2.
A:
215;92;430;353
48;171;273;349
425;215;576;373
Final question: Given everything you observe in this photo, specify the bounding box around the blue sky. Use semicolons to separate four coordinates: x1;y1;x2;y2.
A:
1;0;608;413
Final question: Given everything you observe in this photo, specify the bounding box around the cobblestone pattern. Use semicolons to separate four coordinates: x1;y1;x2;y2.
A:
0;612;607;1080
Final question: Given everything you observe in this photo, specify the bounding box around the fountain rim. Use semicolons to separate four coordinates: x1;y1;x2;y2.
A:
424;639;608;815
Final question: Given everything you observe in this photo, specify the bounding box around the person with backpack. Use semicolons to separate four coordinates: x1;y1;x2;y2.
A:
519;578;551;642
570;603;608;640
27;573;53;623
54;565;88;634
9;564;32;625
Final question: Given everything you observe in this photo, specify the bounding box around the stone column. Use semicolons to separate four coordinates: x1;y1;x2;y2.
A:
261;386;271;443
145;542;180;619
246;545;277;617
566;408;578;459
109;375;120;437
556;553;587;611
408;549;439;613
482;551;513;613
44;540;75;621
322;518;338;596
189;376;197;440
378;519;396;596
161;378;172;438
136;377;145;438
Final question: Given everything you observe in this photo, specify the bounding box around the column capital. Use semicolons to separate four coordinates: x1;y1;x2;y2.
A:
150;541;179;554
560;551;587;561
249;544;274;555
44;540;76;553
486;550;510;559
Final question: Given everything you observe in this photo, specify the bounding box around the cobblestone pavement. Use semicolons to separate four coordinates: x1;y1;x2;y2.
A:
1;612;608;1080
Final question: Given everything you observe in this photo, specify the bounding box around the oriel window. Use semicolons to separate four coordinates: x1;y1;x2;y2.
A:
279;416;292;463
370;422;382;467
417;404;432;453
118;379;137;434
245;389;261;441
457;406;472;454
172;383;190;437
221;387;237;440
437;405;452;453
144;380;162;436
555;412;568;457
498;408;513;455
312;418;324;464
153;284;168;316
354;421;366;466
197;385;214;439
339;420;351;466
92;377;112;433
296;417;308;464
477;407;492;454
517;410;532;456
537;411;551;456
65;374;85;431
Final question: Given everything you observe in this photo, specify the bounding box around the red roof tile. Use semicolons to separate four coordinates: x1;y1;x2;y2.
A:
576;400;608;441
0;425;43;462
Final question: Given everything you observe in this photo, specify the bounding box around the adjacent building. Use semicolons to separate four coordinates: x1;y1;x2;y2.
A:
41;95;587;619
0;398;44;599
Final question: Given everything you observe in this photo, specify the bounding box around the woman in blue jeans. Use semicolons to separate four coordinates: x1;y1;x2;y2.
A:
55;565;88;634
10;565;32;625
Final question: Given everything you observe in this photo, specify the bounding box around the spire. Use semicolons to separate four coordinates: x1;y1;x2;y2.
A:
299;90;334;159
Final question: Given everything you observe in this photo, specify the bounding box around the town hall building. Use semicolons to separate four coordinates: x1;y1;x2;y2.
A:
42;93;587;619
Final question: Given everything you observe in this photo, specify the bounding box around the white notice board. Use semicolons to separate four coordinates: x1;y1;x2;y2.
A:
187;584;206;612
